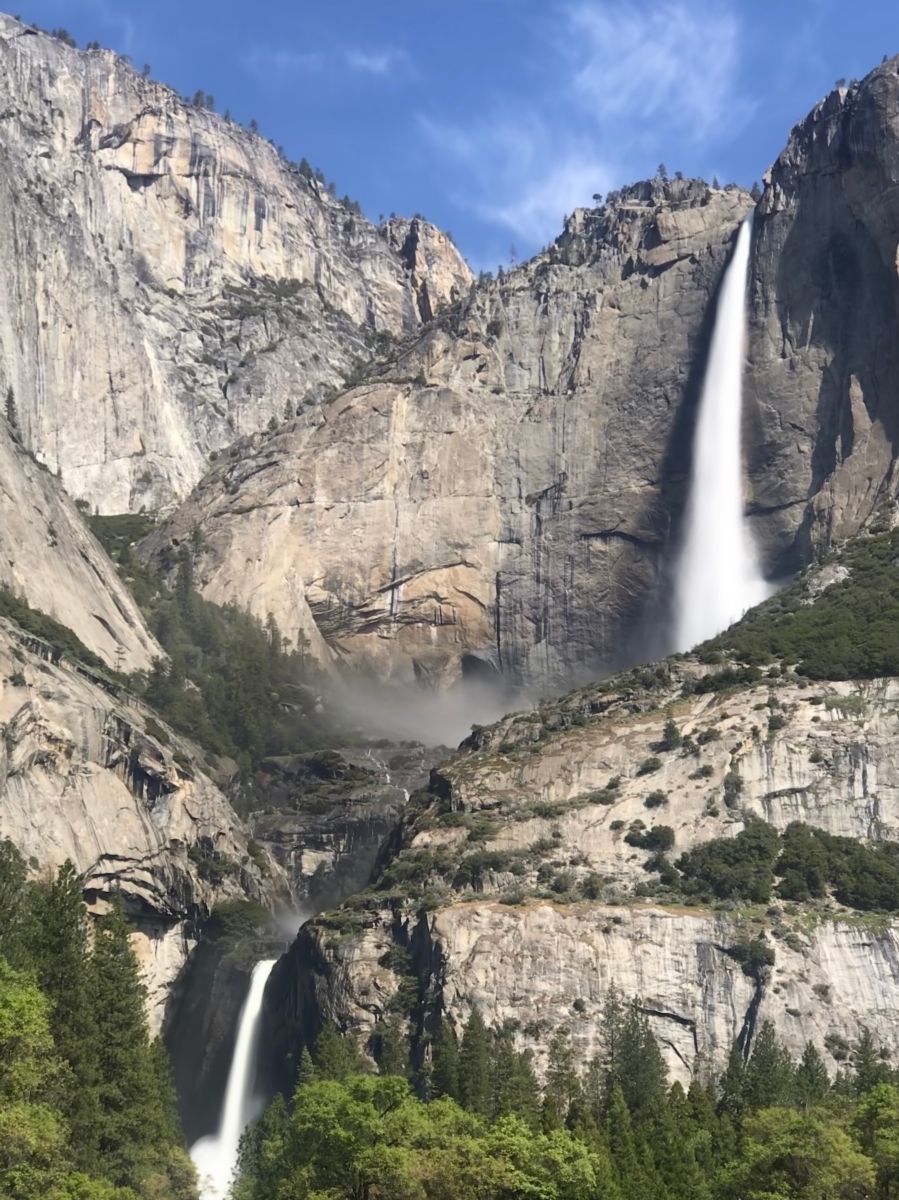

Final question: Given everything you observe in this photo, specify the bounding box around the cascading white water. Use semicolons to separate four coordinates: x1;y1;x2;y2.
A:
672;215;769;652
190;959;277;1200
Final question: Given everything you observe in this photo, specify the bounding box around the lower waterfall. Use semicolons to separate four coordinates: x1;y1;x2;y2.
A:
189;959;277;1200
672;214;770;651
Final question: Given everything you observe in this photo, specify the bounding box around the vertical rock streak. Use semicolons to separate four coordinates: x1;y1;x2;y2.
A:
673;216;768;651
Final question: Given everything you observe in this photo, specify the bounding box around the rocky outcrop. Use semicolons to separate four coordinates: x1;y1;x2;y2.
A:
146;179;752;685
382;217;473;322
277;899;899;1088
0;617;286;1029
0;16;471;511
261;647;899;1084
250;743;446;905
148;57;899;689
0;415;158;670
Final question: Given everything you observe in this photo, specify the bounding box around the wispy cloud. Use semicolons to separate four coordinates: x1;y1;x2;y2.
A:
345;47;407;76
244;44;408;83
418;0;754;250
243;47;323;78
566;1;750;141
419;112;616;248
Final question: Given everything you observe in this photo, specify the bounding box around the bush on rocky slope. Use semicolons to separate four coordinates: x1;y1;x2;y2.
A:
706;526;899;679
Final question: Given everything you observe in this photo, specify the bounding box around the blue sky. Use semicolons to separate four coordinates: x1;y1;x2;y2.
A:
14;0;899;269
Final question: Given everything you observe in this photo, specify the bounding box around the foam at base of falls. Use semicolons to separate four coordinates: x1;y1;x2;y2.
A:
673;215;769;652
190;958;276;1200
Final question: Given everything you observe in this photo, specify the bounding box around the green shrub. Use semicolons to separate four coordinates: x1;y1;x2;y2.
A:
676;817;780;902
705;526;899;680
625;825;675;852
636;756;662;776
726;934;775;979
644;791;668;808
660;719;682;750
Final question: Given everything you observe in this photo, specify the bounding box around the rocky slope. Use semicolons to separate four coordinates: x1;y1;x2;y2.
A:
0;414;158;671
0;15;471;511
0;615;286;1029
148;57;899;690
258;511;899;1084
264;665;899;1086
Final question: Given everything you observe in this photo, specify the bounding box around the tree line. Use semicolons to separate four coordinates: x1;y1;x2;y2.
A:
235;993;899;1200
0;840;197;1200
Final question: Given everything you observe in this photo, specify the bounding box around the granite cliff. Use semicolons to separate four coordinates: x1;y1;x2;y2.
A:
0;614;286;1030
148;57;899;690
0;14;471;512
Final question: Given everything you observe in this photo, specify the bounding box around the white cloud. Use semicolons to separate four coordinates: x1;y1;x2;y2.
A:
419;112;615;248
345;48;406;76
567;0;751;142
418;0;753;250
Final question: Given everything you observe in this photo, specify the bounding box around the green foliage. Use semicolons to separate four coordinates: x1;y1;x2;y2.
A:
234;989;899;1200
676;818;781;902
707;526;899;679
79;524;341;800
0;588;106;672
636;756;662;776
661;718;682;750
624;824;675;852
0;853;196;1199
716;1106;876;1199
778;822;899;911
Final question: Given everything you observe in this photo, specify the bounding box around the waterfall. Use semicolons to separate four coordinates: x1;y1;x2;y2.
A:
190;959;277;1200
672;215;769;652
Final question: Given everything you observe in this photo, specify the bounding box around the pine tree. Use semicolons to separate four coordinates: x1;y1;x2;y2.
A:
458;1008;491;1116
0;839;28;967
607;1083;654;1200
376;1017;408;1077
617;1002;668;1119
852;1026;889;1094
795;1041;830;1109
431;1019;460;1101
719;1043;747;1119
491;1028;539;1125
296;1047;317;1086
583;1053;605;1123
743;1021;794;1110
5;385;18;432
542;1026;583;1129
91;900;176;1189
312;1022;366;1080
26;862;102;1174
649;1087;711;1200
599;985;627;1102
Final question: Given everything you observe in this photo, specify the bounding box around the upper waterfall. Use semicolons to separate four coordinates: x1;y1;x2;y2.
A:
190;959;277;1200
672;215;769;652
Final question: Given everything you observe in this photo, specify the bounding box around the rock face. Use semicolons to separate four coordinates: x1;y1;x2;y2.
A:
261;654;899;1085
746;60;899;573
250;743;446;905
0;617;285;1029
0;416;158;671
148;57;899;689
147;180;752;685
0;16;471;512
